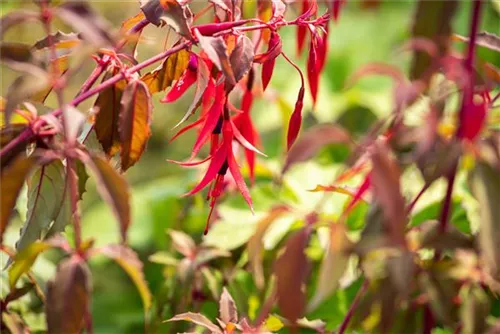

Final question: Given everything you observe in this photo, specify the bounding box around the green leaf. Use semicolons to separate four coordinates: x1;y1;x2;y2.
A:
148;251;179;266
97;244;152;314
308;223;352;312
16;159;71;253
194;30;235;85
229;34;254;84
0;154;36;242
140;48;190;94
140;0;193;39
82;153;130;242
118;79;152;171
46;256;91;334
410;0;458;81
470;160;500;276
8;241;52;289
94;66;127;156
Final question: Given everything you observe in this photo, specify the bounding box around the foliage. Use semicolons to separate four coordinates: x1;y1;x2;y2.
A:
0;0;500;333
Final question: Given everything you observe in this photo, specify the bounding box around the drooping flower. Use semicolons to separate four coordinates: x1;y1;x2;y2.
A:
183;120;254;234
457;89;491;141
161;54;198;103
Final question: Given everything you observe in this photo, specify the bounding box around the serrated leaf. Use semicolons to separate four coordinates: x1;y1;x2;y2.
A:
410;0;458;81
219;287;238;324
94;66;127;156
166;312;221;333
82;153;130;242
471;160;500;277
140;0;193;39
140;48;190;94
274;226;311;323
46;256;91;334
56;1;115;47
0;155;36;242
0;9;39;40
118;79;152;171
247;205;289;289
283;124;351;173
16;159;71;253
308;223;351;311
97;244;152;314
229;34;254;84
194;29;235;85
9;241;52;289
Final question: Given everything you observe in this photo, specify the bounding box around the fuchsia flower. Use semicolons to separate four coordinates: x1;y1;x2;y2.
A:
457;89;491;141
183;121;254;234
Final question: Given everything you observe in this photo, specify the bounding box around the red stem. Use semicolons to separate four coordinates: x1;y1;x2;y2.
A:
338;280;369;334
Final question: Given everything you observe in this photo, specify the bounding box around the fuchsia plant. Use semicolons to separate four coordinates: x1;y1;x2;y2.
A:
1;0;500;333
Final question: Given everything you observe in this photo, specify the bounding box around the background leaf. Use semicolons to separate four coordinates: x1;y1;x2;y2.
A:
140;49;190;94
46;256;91;334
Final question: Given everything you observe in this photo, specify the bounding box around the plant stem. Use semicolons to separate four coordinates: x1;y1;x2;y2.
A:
338;280;369;334
406;183;429;214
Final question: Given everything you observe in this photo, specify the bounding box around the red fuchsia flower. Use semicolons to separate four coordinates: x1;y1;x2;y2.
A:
457;89;491;141
254;31;282;92
183;120;254;234
232;69;262;184
329;0;347;22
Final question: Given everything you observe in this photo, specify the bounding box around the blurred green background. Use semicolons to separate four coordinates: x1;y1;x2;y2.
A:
1;1;499;333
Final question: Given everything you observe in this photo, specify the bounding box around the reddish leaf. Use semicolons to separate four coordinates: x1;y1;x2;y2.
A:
141;48;190;94
195;29;236;85
219;287;238;324
94;66;128;156
370;140;406;247
283;123;351;173
119;79;153;171
166;312;222;333
81;153;130;243
286;86;305;151
46;256;91;334
274;226;312;323
0;155;36;242
454;32;500;53
96;244;152;314
140;0;193;39
229;35;255;85
168;229;196;258
119;12;146;57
